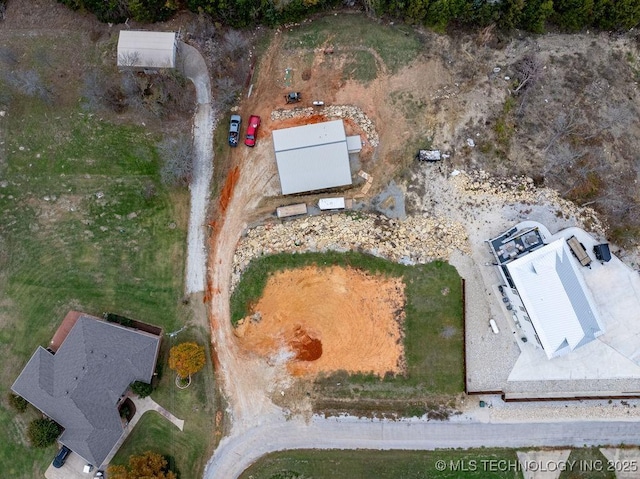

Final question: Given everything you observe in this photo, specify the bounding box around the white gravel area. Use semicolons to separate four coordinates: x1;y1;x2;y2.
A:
179;42;215;295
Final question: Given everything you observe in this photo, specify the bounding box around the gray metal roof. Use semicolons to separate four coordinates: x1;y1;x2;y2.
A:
117;31;176;68
272;120;353;195
507;239;605;358
11;315;160;467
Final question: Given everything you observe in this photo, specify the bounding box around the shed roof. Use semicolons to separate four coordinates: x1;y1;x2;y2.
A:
272;120;353;195
506;239;604;358
12;314;160;467
117;31;176;68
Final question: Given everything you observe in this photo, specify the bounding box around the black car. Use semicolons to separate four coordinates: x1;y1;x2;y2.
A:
52;445;70;468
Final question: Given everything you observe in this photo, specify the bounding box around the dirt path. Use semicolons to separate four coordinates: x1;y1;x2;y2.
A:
179;42;215;295
207;154;286;428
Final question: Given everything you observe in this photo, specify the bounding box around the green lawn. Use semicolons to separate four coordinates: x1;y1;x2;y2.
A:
558;448;615;479
0;31;213;477
111;325;217;479
283;14;421;74
240;449;523;479
230;251;464;411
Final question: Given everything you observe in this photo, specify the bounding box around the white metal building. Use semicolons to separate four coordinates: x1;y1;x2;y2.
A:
117;31;177;69
272;120;355;195
506;238;605;359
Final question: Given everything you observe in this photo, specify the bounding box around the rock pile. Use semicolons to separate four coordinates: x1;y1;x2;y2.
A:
231;212;469;290
271;104;380;147
452;169;606;237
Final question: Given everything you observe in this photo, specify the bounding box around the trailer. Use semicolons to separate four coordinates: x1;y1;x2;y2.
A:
318;197;345;210
567;236;592;267
276;203;307;219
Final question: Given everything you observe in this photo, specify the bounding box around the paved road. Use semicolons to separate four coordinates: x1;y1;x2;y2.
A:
204;415;640;478
179;42;215;295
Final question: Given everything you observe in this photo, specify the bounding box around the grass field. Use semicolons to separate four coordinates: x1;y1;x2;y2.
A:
239;449;524;479
230;251;464;409
283;14;421;74
0;31;214;477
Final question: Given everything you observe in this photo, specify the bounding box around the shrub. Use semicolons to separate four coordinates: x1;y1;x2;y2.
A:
8;393;28;413
130;381;154;398
27;418;62;448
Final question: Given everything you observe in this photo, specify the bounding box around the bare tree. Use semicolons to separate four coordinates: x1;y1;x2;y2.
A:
513;53;543;95
118;51;141;68
223;30;249;59
544;143;588;177
0;46;18;66
215;77;238;109
82;70;107;111
158;136;194;187
4;70;53;103
583;104;633;140
544;108;581;152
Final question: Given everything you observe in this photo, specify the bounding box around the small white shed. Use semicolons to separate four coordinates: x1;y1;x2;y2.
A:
117;31;177;69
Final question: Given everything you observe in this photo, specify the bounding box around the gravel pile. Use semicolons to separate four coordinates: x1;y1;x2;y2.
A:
231;212;469;290
270;104;380;147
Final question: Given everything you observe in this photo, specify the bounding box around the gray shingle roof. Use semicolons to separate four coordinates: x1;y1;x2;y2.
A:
11;315;160;467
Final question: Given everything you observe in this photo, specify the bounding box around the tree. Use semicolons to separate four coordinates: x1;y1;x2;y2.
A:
158;136;194;187
107;451;177;479
27;418;62;448
553;0;595;31
168;342;206;379
513;53;542;95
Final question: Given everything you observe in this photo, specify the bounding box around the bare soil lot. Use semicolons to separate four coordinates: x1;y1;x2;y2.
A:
234;266;405;377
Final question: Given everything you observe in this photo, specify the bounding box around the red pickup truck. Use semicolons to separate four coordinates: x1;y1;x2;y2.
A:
244;115;261;147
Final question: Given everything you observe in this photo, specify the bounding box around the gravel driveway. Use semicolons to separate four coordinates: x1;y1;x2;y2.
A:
205;415;640;479
179;42;214;294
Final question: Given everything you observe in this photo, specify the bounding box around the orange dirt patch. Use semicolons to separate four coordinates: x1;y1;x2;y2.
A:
219;166;239;214
234;266;406;377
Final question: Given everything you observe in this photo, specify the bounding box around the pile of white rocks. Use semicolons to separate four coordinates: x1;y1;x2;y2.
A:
452;169;606;237
231;212;469;290
270;104;380;147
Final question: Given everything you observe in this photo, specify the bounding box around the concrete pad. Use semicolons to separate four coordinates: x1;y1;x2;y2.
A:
45;451;95;479
599;448;640;479
517;450;572;479
508;337;640;381
585;260;640;363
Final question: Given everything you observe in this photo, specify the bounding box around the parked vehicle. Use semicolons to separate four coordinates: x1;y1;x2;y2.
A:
228;114;241;147
285;92;301;103
52;446;71;468
244;115;261;147
415;149;442;162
